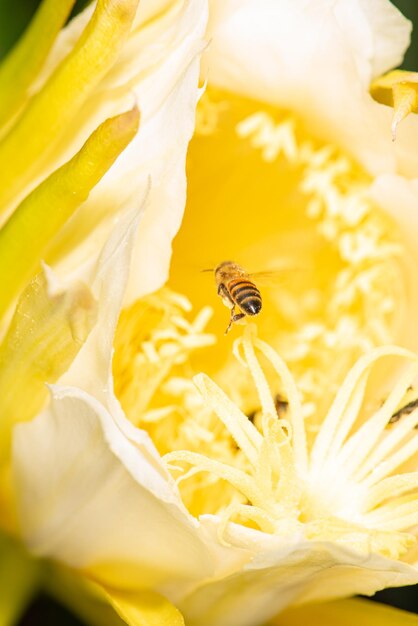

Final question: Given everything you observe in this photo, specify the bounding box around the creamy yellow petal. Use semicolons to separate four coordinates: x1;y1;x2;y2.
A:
358;2;412;78
106;588;185;626
178;524;418;626
271;598;418;626
0;0;75;132
57;196;147;400
0;107;139;319
13;386;216;588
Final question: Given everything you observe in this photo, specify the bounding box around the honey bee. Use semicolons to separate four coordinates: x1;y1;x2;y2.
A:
388;396;418;425
214;261;263;334
274;393;289;418
247;393;288;424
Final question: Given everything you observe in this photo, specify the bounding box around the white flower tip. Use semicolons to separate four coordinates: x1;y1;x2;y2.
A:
193;372;207;391
391;121;397;142
41;262;63;298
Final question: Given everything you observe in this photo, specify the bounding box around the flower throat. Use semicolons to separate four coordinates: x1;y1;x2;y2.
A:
113;90;411;542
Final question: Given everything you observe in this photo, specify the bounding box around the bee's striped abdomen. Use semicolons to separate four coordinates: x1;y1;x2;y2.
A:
228;279;262;316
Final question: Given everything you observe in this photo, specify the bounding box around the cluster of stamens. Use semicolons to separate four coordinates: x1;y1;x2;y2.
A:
112;92;418;562
165;326;418;560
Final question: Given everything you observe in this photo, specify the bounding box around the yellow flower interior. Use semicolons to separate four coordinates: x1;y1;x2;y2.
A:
113;91;418;559
173;89;406;430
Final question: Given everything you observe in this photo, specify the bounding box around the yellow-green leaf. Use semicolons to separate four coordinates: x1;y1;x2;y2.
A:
0;0;76;132
106;589;185;626
44;565;126;626
0;268;97;461
0;532;43;626
271;598;418;626
370;70;418;140
0;105;139;320
0;0;140;211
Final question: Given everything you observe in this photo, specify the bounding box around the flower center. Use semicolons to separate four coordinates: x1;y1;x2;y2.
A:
164;327;418;560
170;89;407;434
112;90;417;559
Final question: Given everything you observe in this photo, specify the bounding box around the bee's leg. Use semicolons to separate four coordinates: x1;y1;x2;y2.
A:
218;283;234;307
225;309;246;335
225;307;235;335
232;312;246;324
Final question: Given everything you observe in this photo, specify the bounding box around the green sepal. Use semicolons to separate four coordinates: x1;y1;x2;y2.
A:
0;0;76;133
0;268;97;461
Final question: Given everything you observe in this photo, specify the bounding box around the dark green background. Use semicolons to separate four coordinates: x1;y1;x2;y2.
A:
0;0;90;58
394;0;418;68
0;0;417;624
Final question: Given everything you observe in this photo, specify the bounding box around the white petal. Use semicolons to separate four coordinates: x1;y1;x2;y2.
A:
12;188;244;592
13;385;218;589
55;186;175;476
178;520;418;626
58;190;146;400
39;0;208;301
357;0;412;78
205;0;416;175
13;193;222;586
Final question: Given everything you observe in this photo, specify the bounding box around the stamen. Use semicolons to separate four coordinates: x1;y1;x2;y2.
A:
191;306;213;333
193;374;262;468
325;373;369;459
354;410;418;485
236;113;298;162
236;331;301;509
366;473;418;510
366;494;418;526
141;406;177;423
164;450;264;507
363;434;418;487
340;361;418;479
310;346;417;471
378;513;418;533
251;335;308;472
218;503;277;539
239;329;279;423
113;289;215;419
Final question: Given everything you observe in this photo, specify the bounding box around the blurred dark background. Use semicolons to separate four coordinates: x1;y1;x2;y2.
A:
394;0;418;69
0;0;417;624
0;0;91;57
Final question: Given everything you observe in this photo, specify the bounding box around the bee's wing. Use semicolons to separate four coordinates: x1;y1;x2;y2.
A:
247;270;288;286
248;265;307;287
